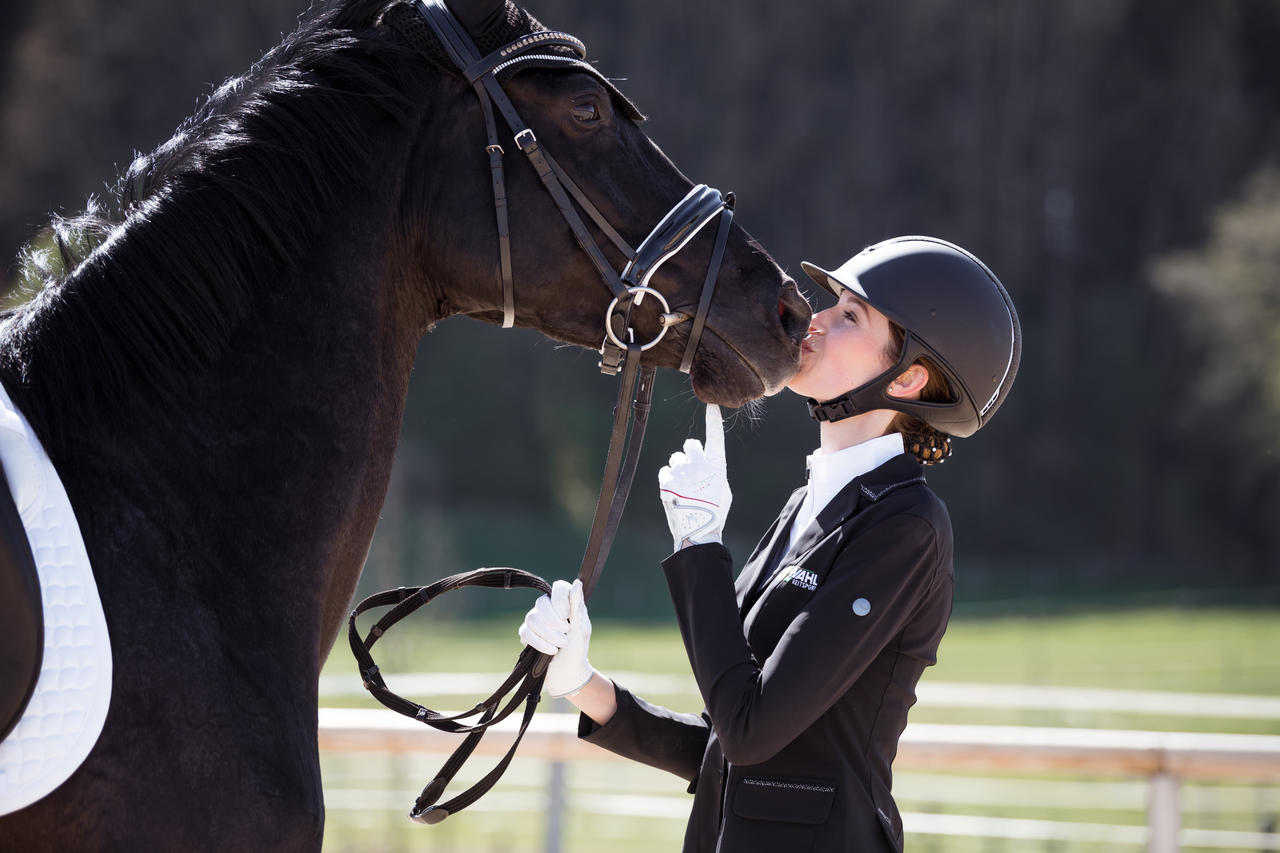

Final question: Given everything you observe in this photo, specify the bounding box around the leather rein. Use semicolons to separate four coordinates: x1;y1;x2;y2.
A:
347;0;735;824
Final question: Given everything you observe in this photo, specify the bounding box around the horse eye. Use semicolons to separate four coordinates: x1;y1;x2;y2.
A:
571;102;599;123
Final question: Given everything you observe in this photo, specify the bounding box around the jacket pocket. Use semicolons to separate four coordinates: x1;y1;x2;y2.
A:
719;775;836;853
732;776;837;824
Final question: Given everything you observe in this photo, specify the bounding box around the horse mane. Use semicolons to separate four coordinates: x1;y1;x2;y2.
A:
0;0;422;456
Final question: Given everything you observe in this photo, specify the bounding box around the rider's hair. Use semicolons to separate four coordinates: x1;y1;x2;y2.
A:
884;323;954;465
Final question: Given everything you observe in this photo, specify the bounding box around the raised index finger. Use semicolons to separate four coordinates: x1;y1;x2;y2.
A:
703;404;725;464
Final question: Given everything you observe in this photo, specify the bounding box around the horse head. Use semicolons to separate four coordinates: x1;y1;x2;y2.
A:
399;0;811;406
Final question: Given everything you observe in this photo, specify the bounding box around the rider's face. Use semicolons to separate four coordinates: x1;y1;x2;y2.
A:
785;290;895;402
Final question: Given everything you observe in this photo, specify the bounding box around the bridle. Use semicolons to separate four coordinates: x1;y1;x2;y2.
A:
347;0;737;824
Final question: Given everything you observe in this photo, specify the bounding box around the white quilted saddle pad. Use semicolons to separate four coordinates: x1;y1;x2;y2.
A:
0;383;112;816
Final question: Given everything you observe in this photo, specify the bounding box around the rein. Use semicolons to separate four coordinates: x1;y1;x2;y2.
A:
347;0;735;824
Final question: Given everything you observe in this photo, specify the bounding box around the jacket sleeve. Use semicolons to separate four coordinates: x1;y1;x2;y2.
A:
578;681;710;783
661;512;946;767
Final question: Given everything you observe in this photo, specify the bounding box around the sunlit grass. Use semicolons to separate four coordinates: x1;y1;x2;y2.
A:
933;607;1280;695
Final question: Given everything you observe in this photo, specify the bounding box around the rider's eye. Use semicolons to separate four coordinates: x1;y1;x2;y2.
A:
571;102;599;123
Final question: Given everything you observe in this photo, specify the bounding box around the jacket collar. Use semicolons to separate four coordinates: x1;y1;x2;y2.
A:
743;454;925;612
804;433;905;517
798;453;923;549
851;452;926;504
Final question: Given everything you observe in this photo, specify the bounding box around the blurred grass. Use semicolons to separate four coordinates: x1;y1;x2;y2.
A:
328;605;1280;716
322;606;1280;851
935;606;1280;695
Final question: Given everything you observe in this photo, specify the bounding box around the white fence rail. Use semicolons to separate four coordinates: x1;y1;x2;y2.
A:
318;706;1280;853
320;673;1280;721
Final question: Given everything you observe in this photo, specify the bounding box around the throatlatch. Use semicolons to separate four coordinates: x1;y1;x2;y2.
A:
349;0;735;824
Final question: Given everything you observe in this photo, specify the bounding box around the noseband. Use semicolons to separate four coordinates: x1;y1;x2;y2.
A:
350;1;736;825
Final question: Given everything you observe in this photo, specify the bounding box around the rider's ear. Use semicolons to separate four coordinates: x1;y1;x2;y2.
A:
886;363;929;400
445;0;506;38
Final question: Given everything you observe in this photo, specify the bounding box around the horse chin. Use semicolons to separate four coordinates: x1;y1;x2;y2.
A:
687;333;780;408
689;374;760;409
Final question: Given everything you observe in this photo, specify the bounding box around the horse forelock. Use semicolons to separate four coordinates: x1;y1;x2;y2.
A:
0;0;426;461
474;1;550;54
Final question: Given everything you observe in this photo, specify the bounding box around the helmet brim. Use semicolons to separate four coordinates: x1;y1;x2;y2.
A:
800;260;867;301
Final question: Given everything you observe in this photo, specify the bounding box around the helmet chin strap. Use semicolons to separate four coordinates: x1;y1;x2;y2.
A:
805;334;919;424
807;371;904;424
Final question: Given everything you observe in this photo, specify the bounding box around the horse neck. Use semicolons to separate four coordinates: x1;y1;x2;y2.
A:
30;154;426;675
206;223;424;664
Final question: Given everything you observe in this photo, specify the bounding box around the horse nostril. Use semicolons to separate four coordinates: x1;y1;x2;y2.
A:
778;285;812;342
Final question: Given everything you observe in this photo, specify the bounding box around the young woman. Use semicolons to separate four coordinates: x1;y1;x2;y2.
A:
519;236;1021;852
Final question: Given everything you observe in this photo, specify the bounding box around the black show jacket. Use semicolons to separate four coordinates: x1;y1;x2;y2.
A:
580;453;954;852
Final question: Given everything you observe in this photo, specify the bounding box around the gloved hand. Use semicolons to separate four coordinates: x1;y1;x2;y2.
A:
658;404;732;551
517;578;594;698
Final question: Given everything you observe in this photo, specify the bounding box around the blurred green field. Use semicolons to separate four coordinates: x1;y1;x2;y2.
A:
320;606;1280;851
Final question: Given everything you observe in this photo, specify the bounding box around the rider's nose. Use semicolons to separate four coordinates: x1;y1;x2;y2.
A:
811;304;841;334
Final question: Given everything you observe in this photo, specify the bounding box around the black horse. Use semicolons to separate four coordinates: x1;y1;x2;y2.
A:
0;0;808;848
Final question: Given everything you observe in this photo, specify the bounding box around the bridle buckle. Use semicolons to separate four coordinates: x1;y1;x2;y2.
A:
513;128;537;152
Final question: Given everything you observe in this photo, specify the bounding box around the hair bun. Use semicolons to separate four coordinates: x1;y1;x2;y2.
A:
906;429;952;466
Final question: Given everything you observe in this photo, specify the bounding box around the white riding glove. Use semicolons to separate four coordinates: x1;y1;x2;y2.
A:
517;578;593;698
658;404;732;551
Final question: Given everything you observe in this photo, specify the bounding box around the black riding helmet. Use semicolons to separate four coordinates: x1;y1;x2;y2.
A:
800;236;1021;439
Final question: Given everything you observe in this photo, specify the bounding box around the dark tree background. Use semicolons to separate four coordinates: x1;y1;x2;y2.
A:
2;0;1277;618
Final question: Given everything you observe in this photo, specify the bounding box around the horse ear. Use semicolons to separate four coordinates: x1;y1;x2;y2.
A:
445;0;508;39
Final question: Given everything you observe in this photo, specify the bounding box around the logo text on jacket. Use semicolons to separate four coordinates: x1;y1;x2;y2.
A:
777;565;818;591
